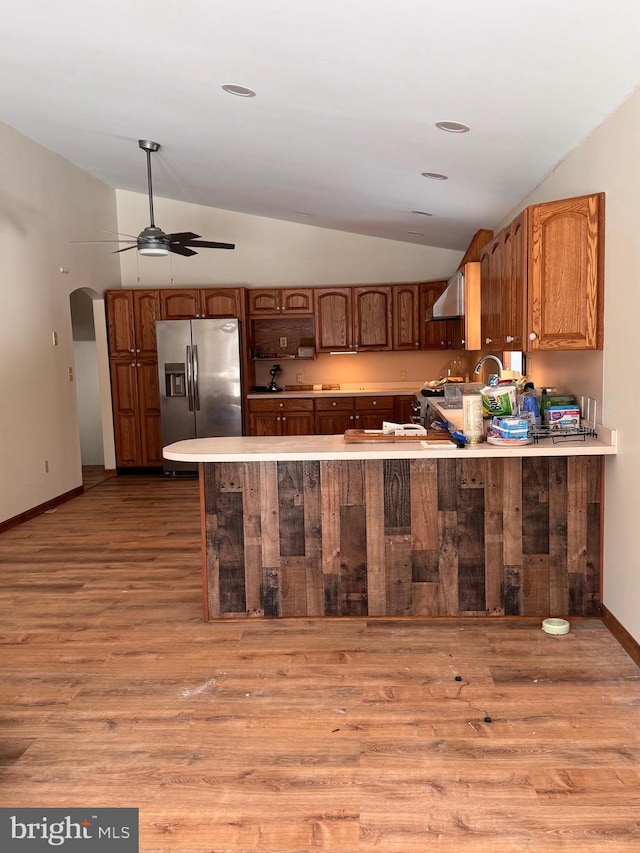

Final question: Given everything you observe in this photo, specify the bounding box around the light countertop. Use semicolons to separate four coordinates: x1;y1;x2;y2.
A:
163;430;617;463
247;382;420;399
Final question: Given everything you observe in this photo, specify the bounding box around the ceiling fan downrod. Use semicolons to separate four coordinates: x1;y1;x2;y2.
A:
138;139;160;229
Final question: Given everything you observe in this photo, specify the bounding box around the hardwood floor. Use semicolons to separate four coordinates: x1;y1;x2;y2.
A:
1;476;639;852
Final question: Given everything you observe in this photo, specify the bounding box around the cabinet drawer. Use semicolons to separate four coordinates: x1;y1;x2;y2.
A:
354;396;395;412
249;398;314;413
314;396;355;411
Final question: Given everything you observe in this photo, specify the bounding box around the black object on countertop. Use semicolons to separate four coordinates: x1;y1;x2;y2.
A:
420;388;445;397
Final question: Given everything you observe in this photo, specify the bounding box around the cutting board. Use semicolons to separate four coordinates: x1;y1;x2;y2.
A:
344;429;453;443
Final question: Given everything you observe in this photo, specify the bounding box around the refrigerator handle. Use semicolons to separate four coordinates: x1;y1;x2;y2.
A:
192;344;201;410
186;345;194;412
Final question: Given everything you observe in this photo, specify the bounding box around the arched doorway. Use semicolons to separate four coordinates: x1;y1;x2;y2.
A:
69;288;115;485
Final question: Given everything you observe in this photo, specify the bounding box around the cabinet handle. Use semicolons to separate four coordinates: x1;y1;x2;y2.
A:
440;340;446;346
485;337;493;344
282;416;287;421
529;332;538;341
354;414;360;420
461;339;466;346
332;401;337;407
130;348;135;353
414;341;419;347
506;335;514;343
372;400;378;406
136;348;141;353
350;415;355;420
278;402;284;408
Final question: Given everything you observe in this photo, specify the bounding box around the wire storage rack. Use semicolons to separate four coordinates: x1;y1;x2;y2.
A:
530;394;599;444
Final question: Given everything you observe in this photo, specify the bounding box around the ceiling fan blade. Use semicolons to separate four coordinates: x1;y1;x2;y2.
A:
165;231;201;242
169;244;197;257
112;245;138;254
70;239;137;244
183;240;235;250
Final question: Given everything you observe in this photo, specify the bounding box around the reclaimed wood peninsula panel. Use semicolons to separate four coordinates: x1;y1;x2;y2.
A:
200;456;602;620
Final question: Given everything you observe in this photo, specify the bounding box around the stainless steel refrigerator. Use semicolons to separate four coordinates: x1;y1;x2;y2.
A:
156;318;243;473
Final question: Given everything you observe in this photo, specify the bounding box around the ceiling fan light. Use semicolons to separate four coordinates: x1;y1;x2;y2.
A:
138;244;169;257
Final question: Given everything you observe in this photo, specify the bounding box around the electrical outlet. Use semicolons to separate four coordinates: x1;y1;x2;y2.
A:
401;370;407;381
296;373;303;384
43;460;49;474
68;367;74;381
279;337;288;349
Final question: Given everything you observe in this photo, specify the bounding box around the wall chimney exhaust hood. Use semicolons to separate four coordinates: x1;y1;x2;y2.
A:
427;269;464;320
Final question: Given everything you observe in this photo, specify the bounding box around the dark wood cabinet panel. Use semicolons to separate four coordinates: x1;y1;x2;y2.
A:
109;358;162;468
392;284;421;350
247;398;315;436
420;281;455;350
106;289;160;357
248;288;313;315
201;288;244;318
313;288;353;351
159;289;200;319
353;286;393;350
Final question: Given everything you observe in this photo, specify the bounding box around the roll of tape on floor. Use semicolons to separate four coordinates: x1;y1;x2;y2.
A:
542;617;570;635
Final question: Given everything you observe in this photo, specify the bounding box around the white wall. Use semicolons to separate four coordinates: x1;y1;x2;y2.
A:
116;190;463;288
504;90;640;641
0;121;120;523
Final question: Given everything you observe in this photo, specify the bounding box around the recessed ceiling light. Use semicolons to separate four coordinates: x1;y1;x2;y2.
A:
421;172;448;180
222;84;256;97
435;120;470;133
411;209;433;216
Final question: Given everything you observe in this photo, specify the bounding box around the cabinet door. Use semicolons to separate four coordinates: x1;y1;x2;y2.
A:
353;286;393;350
106;291;136;357
354;396;395;429
315;396;354;434
137;360;163;466
393;284;421;350
249;412;282;436
395;395;417;424
201;288;243;318
420;282;449;350
109;358;141;466
314;289;353;351
480;236;504;349
248;290;282;315
502;213;526;351
280;412;315;435
132;290;160;356
280;289;313;314
160;289;201;319
527;193;604;350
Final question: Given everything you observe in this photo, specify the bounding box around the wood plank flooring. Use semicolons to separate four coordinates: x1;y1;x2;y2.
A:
1;475;639;852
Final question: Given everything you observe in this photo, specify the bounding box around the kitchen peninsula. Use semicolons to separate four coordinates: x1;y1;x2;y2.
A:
164;430;616;621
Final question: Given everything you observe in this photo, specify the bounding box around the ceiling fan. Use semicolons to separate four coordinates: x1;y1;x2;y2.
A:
75;140;235;257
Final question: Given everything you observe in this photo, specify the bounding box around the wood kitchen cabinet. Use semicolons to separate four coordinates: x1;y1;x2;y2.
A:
314;396;355;434
419;281;459;350
480;215;525;351
479;193;604;352
314;288;353;352
106;289;160;357
392;284;421;350
248;288;313;316
106;289;163;467
108;358;162;467
352;286;393;351
160;287;245;319
528;193;603;350
354;395;395;428
248;398;315;436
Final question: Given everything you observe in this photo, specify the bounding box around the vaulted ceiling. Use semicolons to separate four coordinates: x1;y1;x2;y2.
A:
2;1;639;249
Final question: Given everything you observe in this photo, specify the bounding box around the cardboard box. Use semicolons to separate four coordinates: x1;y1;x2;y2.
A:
543;404;581;430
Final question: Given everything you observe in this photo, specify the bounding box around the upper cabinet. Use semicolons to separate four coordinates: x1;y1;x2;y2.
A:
160;287;245;319
314;288;353;352
480;193;604;352
392;284;421;350
248;288;313;315
419;281;460;350
314;286;393;352
527;193;604;350
353;286;393;351
106;290;160;357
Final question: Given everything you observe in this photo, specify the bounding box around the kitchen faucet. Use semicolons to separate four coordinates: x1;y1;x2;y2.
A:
473;354;504;376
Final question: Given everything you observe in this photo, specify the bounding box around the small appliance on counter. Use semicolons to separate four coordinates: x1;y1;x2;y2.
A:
266;363;283;392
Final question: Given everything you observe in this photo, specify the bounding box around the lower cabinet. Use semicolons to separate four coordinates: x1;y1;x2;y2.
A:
248;398;315;436
249;395;407;436
109;358;163;467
